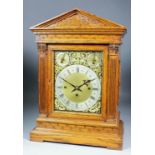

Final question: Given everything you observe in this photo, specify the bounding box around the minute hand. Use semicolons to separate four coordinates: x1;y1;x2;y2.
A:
60;77;76;88
71;78;95;92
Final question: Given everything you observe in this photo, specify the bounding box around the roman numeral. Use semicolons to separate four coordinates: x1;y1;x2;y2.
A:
76;67;79;72
59;94;64;97
85;102;89;108
66;100;70;106
67;70;71;74
75;104;78;109
57;86;62;89
90;96;95;100
85;69;89;74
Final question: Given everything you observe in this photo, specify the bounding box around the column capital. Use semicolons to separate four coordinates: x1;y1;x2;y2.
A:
37;43;47;53
109;44;119;55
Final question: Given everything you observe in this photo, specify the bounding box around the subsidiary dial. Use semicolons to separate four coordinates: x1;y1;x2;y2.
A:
56;53;70;67
87;53;100;67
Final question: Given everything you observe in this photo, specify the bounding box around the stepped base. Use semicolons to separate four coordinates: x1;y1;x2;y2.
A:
30;119;123;150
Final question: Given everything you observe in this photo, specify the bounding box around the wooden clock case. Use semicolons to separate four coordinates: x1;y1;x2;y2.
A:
29;9;126;149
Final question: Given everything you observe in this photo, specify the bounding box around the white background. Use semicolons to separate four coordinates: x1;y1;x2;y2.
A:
0;0;155;155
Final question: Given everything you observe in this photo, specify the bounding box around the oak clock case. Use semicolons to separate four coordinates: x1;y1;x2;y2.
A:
29;9;127;150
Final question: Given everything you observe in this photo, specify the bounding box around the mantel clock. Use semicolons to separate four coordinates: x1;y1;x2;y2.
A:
30;9;127;149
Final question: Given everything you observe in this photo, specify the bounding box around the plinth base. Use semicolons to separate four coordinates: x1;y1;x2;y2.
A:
30;118;123;150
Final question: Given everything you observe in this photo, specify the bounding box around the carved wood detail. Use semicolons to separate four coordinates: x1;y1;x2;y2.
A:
30;8;126;35
46;14;111;29
35;34;122;44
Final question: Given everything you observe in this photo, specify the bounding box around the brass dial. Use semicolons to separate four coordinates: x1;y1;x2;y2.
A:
56;53;69;67
54;51;103;113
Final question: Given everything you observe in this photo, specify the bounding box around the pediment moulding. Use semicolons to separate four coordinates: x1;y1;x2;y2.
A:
30;8;126;35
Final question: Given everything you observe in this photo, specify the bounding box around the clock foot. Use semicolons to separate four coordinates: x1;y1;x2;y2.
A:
30;128;44;142
30;120;123;150
30;138;44;142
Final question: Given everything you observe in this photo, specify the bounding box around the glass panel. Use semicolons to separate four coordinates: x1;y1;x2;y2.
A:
54;50;103;114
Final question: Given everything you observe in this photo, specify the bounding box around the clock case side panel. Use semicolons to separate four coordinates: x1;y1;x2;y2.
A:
37;43;49;114
107;44;120;120
47;45;108;122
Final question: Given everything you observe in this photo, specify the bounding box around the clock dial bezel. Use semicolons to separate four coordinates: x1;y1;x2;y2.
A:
47;45;108;121
55;64;101;112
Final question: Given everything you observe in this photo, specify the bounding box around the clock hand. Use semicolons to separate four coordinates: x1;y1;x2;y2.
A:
71;87;82;92
60;77;77;88
71;78;95;92
60;77;82;92
79;78;96;88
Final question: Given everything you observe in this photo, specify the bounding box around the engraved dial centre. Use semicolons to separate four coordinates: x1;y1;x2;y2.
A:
62;73;92;103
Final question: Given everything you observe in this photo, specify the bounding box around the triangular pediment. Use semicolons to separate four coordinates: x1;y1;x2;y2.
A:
30;9;126;33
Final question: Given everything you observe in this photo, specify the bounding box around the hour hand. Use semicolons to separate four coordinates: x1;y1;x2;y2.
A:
72;78;96;92
79;78;96;88
71;87;82;92
60;77;76;88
